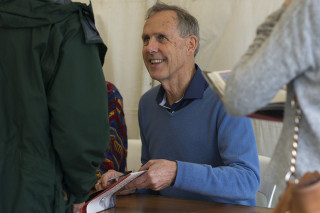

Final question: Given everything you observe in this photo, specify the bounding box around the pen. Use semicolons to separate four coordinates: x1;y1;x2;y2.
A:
95;170;132;186
108;170;132;182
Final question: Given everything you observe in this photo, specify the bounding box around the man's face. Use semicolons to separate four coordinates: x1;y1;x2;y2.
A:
142;10;190;83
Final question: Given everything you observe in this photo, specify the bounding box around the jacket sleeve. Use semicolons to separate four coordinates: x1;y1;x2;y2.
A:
47;17;109;203
223;0;319;116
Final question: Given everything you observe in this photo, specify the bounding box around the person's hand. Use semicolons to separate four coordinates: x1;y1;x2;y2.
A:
284;0;292;6
116;185;138;196
95;169;123;191
125;159;177;191
73;202;84;213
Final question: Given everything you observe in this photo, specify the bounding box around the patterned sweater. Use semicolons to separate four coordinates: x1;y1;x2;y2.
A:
97;82;128;179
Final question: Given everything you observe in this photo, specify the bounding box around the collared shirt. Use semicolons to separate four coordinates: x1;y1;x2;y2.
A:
156;64;209;112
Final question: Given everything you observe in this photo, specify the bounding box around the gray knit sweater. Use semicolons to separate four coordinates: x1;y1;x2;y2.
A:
223;0;320;206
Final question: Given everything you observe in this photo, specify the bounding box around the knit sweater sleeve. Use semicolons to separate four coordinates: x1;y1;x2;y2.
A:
173;109;260;202
223;0;319;116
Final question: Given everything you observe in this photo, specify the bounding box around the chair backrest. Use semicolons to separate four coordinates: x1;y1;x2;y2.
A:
255;155;276;208
127;139;142;171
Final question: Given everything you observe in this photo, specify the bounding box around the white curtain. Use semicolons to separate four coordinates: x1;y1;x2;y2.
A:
90;0;283;157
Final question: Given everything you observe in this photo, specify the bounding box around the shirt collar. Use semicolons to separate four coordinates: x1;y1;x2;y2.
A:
156;64;208;105
184;64;208;99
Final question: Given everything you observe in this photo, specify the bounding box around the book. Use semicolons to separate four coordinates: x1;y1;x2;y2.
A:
81;170;146;213
202;70;286;122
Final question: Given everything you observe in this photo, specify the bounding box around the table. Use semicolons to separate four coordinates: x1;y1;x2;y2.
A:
100;194;273;213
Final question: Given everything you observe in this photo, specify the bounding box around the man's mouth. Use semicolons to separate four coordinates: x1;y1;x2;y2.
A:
150;59;165;64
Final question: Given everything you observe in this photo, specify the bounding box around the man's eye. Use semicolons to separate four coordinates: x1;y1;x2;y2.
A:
159;35;166;40
143;37;150;45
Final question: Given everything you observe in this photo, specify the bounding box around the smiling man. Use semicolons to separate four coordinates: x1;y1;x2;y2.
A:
98;2;260;206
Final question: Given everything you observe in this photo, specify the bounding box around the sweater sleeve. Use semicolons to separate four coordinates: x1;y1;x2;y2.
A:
173;111;260;201
47;18;109;203
223;0;319;116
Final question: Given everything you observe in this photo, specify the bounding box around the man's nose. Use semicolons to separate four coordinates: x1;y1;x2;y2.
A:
145;38;158;54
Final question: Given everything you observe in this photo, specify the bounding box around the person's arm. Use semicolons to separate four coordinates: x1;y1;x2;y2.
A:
172;112;260;200
47;18;109;204
132;101;259;200
223;0;319;116
130;111;259;200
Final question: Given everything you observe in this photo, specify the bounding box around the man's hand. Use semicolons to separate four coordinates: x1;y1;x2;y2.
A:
125;159;177;191
73;202;84;213
95;169;123;191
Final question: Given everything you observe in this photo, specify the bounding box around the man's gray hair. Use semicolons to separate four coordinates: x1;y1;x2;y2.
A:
145;2;200;56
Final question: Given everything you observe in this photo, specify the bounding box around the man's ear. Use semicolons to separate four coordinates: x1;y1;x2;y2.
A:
186;35;198;56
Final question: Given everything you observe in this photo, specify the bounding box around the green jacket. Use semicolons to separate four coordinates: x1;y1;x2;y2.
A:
0;0;109;212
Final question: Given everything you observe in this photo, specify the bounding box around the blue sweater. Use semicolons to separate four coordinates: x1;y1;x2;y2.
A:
138;85;260;206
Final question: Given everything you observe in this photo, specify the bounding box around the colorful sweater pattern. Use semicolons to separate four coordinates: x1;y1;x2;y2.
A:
97;82;128;178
